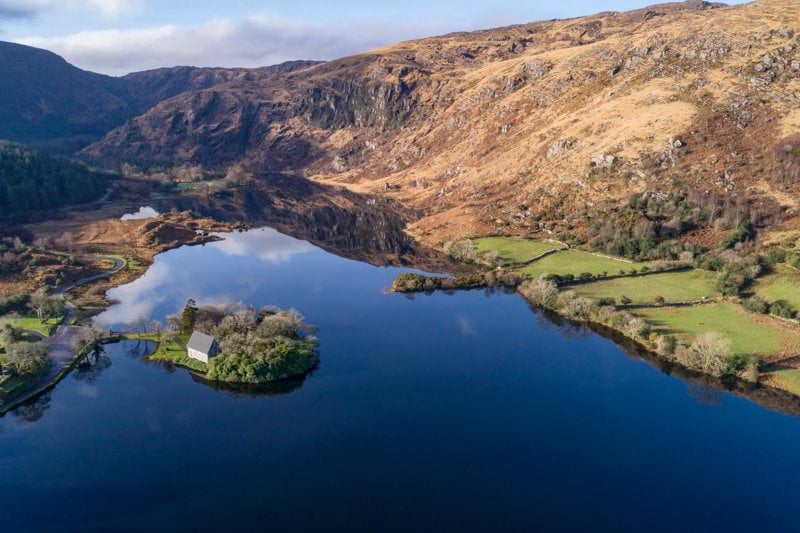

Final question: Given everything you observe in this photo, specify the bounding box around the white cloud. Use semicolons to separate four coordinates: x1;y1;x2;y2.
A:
0;0;138;20
15;13;440;75
120;206;159;221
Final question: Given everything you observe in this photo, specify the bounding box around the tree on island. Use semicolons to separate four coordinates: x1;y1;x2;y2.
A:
184;304;319;384
179;299;198;335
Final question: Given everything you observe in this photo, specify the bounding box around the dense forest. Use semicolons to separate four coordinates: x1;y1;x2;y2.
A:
0;141;111;216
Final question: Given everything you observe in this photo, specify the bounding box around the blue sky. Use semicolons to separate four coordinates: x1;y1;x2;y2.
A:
0;0;748;75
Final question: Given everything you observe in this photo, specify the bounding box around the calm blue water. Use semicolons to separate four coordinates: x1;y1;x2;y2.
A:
2;227;800;532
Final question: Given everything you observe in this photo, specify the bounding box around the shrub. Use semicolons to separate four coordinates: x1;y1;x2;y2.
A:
445;240;477;263
677;333;731;377
518;277;558;308
655;296;666;306
392;273;429;292
655;334;677;356
482;250;502;266
765;248;788;265
559;294;598;320
620;295;632;305
770;300;797;320
743;358;760;383
625;317;650;339
742;295;769;314
597;297;616;307
722;221;755;249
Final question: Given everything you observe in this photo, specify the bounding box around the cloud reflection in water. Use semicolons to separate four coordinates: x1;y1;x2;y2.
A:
210;227;315;263
95;228;317;327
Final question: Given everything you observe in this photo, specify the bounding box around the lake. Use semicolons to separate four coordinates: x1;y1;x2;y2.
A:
2;227;800;532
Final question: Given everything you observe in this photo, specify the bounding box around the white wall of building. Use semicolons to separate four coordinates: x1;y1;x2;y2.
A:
188;348;209;363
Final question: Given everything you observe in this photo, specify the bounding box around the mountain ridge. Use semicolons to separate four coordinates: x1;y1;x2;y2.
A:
0;39;319;150
79;0;800;246
3;0;799;249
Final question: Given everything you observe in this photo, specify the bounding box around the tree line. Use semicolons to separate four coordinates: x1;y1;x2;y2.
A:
0;141;112;217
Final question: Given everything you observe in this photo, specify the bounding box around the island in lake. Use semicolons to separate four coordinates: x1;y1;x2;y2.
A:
142;300;320;384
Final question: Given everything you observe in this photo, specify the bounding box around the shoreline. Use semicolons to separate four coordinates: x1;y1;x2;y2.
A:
4;214;799;416
392;276;800;414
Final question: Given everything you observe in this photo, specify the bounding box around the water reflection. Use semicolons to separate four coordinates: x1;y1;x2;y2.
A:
212;227;315;263
73;346;113;384
95;227;321;327
10;393;51;424
189;372;308;397
121;206;159;220
95;262;172;326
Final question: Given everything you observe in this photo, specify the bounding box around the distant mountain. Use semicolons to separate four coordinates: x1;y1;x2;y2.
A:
0;40;318;151
120;62;319;112
0;41;132;149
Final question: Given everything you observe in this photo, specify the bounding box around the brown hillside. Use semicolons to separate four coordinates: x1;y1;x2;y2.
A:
84;0;800;245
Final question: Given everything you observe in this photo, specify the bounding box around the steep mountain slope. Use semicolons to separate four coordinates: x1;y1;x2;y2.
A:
0;40;317;150
85;0;800;245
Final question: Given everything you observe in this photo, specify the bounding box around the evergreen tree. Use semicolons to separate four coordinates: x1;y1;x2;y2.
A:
179;299;198;334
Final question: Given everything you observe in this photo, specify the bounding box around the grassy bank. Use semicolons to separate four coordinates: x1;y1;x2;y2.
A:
124;332;209;373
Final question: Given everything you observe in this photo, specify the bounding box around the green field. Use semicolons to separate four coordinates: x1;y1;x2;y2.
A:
754;265;800;311
129;333;209;373
573;270;719;305
473;237;564;264
638;303;800;359
0;316;62;339
768;368;800;396
522;250;648;278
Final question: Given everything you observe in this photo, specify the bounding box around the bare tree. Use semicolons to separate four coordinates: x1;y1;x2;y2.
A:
518;276;558;308
678;333;731;377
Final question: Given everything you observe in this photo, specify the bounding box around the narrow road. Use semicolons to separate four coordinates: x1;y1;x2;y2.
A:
1;255;126;413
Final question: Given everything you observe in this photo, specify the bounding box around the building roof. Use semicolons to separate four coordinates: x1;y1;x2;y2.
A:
187;331;218;354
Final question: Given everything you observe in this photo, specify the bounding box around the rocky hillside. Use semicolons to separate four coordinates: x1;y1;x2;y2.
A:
0;40;316;150
84;0;800;245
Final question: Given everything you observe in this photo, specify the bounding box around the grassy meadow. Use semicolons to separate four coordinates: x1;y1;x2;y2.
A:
638;303;800;360
573;270;719;305
754;265;800;311
473;237;564;264
522;250;648;278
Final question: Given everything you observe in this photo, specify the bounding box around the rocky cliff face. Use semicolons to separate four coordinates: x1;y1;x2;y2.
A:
83;0;800;244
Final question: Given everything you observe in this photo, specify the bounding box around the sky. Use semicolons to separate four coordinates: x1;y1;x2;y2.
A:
0;0;749;76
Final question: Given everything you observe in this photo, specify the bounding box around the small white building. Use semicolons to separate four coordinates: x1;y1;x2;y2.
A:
186;331;221;363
